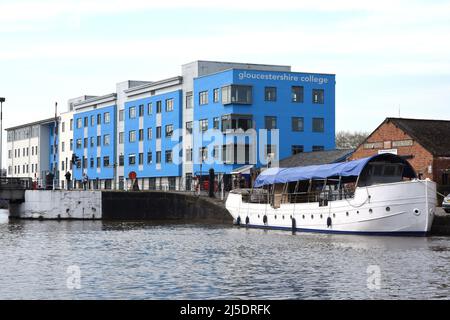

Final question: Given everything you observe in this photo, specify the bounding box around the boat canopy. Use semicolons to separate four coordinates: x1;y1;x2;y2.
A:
253;153;416;188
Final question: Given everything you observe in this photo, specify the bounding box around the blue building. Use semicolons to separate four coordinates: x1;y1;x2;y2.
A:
61;61;335;190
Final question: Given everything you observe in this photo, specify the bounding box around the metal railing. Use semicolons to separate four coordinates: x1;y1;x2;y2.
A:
242;189;356;205
0;177;33;190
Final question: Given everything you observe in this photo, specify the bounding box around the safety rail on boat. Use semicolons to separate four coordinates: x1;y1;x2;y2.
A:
241;189;355;205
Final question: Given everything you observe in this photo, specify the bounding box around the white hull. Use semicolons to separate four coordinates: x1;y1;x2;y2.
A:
226;180;437;236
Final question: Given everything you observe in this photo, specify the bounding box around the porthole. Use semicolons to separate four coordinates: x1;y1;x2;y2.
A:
320;214;323;219
333;213;336;218
282;215;285;219
290;215;292;219
258;214;260;218
414;209;420;216
369;209;373;214
386;207;390;212
357;210;359;214
302;215;305;219
274;215;277;219
346;212;349;217
311;215;314;219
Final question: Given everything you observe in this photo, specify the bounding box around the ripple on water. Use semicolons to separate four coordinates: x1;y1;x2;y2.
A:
0;212;449;300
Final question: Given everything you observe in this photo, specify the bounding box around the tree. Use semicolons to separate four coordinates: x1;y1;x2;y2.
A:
335;131;370;149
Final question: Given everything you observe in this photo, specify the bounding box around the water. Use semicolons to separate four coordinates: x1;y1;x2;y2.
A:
0;210;449;300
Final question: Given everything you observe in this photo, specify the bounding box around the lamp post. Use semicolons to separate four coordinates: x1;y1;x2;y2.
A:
0;97;5;177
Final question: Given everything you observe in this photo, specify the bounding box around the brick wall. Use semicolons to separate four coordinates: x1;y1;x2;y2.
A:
350;120;434;180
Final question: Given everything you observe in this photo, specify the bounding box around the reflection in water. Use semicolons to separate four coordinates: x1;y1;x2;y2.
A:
0;210;449;299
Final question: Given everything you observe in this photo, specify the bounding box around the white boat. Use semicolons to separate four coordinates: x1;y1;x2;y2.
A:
225;154;437;236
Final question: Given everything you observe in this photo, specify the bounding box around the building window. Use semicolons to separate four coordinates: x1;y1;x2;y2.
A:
213;88;219;103
96;157;101;168
61;142;65;152
312;145;325;152
313;89;324;104
186;92;193;109
292;86;304;103
70;119;73;131
156;151;161;164
312;118;324;132
264;87;277;101
165;125;173;137
199;147;208;162
199;119;208;132
104;112;110;124
62;122;65;133
129;130;136;142
95;135;100;146
265;144;277;159
104;134;110;146
147;128;152;140
213;117;220;130
119;132;124;144
90;158;94;168
103;156;110;167
129;106;136;119
84;117;88;127
139;129;144;141
199;91;208;105
156;126;161;139
221;115;253;132
186;148;192;162
139;153;144;165
97;114;101;124
129;154;136;165
119;155;124;166
213;145;220;160
139;104;144;117
364;142;383;149
165;150;173;163
221;85;252;105
70;139;73;151
119;109;124;122
186;121;193;134
165;99;174;112
147;152;152;164
292;145;304;155
90;137;95;147
90;115;95;126
265;116;277;130
148;102;152;115
156;101;162;113
292;117;304;132
77;118;82;129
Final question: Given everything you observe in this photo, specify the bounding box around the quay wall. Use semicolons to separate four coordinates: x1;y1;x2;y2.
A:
9;190;102;219
102;191;232;223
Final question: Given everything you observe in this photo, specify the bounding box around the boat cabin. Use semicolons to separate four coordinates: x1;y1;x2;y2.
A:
244;154;416;207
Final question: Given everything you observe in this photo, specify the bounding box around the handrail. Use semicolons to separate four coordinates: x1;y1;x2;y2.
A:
0;177;33;190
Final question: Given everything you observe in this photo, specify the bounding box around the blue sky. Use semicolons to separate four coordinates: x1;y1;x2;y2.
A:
1;0;449;137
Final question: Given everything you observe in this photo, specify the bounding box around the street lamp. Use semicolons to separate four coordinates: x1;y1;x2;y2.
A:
0;97;5;177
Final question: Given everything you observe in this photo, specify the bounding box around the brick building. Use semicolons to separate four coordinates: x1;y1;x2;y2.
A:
351;118;450;197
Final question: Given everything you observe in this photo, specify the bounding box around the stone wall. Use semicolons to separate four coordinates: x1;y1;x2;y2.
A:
102;191;232;223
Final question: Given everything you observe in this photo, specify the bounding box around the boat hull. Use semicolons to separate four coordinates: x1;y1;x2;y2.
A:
225;180;437;236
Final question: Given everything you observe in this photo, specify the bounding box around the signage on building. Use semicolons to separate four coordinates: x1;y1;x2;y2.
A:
378;149;398;155
238;71;329;84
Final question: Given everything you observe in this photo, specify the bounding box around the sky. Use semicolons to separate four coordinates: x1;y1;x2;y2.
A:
0;0;449;145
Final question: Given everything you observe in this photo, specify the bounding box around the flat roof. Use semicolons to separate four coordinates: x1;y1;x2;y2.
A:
195;67;336;80
6;117;56;131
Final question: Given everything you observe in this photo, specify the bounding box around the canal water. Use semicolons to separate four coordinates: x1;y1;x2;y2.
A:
0;210;449;300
